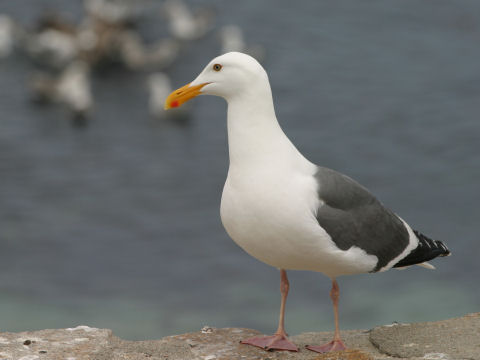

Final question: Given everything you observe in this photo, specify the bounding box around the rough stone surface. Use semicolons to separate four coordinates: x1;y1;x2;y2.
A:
370;312;480;359
0;314;478;360
0;325;112;360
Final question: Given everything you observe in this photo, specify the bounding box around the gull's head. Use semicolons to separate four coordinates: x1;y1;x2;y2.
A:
164;52;268;109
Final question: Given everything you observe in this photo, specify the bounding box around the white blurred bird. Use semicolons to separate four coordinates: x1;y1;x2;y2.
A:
31;61;93;123
148;72;190;122
25;28;78;68
84;0;146;24
0;14;17;58
120;31;180;70
57;60;92;117
162;0;214;41
219;25;265;62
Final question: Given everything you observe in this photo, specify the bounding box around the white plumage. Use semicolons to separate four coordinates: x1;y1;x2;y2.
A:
164;52;450;354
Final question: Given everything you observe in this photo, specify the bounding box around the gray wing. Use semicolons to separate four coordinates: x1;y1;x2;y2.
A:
314;166;410;272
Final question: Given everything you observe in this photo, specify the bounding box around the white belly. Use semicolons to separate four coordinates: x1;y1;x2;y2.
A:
219;167;377;277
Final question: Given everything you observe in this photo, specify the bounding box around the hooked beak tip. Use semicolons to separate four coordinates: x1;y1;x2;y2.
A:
164;82;209;111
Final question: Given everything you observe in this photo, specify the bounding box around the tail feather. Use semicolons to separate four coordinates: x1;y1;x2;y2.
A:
417;262;436;270
393;230;450;268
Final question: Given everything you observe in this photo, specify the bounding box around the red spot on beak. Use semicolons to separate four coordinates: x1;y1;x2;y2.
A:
170;100;179;108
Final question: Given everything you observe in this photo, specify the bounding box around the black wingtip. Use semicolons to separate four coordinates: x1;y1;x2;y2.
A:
393;230;450;268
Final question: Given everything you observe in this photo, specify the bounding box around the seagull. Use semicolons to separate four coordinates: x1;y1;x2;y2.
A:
162;0;214;41
0;14;17;58
119;31;180;70
30;60;92;123
84;0;146;24
164;52;451;353
56;60;92;118
148;72;191;123
219;25;266;63
25;27;78;69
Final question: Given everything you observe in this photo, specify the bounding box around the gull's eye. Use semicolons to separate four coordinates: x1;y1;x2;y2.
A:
213;64;222;72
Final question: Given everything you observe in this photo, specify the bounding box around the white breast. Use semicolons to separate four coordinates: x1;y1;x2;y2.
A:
220;160;377;276
220;79;377;276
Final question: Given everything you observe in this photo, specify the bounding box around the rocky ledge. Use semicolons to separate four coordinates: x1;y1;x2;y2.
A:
0;313;478;360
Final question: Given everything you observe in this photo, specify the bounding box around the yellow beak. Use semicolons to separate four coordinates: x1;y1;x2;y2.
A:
164;82;209;110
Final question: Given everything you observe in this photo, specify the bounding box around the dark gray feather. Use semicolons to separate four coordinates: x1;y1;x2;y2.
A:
314;167;410;271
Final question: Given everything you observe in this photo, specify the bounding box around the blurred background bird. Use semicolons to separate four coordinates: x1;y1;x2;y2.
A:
148;72;191;124
162;0;214;41
219;25;265;62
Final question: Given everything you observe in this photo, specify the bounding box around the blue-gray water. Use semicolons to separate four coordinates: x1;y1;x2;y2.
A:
0;0;478;340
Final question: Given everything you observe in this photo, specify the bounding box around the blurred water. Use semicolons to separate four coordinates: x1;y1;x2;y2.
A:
0;0;479;340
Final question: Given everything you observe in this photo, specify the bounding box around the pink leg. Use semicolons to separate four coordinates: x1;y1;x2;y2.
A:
306;278;347;353
240;269;298;352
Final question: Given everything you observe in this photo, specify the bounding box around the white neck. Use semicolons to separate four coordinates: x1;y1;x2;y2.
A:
225;82;302;171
